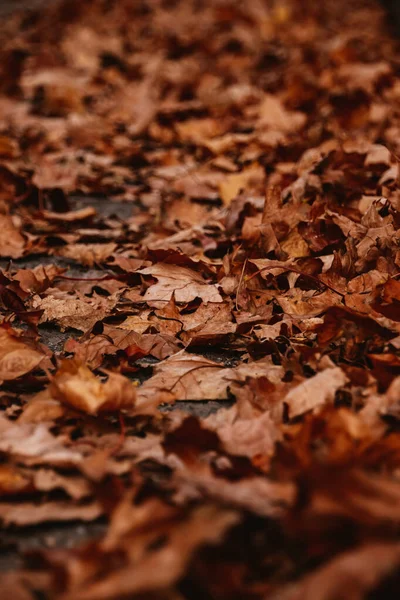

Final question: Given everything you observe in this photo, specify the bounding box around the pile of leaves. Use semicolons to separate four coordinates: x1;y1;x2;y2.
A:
0;0;400;597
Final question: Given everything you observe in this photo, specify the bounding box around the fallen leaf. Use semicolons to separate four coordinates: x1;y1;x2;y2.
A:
0;214;25;258
0;326;45;382
138;263;223;304
56;243;118;267
257;94;307;133
284;367;348;418
50;360;136;415
273;543;400;600
219;167;264;205
32;291;118;331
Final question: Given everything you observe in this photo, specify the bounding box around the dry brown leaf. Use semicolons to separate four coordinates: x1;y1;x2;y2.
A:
281;229;310;258
0;465;31;495
14;263;66;293
0;415;82;466
0;500;102;526
138;352;229;404
56;243;118;267
61;504;238;600
284;367;348;418
138;351;284;403
273;543;400;600
0;326;45;382
257;94;306;133
138;263;223;304
64;325;182;368
0;214;25;258
0;0;400;595
212;408;278;459
50;360;136;415
219;166;264;205
41;207;96;222
32;290;118;331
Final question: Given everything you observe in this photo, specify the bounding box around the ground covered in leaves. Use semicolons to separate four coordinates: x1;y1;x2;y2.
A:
0;0;400;597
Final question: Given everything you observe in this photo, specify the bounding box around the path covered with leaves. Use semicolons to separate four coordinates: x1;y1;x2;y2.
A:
0;0;400;597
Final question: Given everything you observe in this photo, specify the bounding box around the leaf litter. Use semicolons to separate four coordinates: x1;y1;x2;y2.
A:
0;0;400;597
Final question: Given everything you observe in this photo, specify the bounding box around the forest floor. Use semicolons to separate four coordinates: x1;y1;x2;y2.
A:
0;0;400;598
